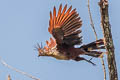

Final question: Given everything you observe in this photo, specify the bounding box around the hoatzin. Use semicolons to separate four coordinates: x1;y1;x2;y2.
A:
36;4;105;65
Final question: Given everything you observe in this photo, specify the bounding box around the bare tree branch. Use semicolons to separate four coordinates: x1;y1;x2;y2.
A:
0;57;40;80
7;75;11;80
87;0;106;80
99;0;118;80
101;58;106;80
87;0;98;40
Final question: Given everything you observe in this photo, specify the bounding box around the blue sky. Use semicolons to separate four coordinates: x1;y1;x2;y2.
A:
0;0;120;80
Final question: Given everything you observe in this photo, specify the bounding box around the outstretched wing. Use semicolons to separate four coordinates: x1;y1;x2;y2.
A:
48;4;82;47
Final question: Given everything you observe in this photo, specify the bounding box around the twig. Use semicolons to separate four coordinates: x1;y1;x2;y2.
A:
87;0;98;40
87;0;106;80
0;57;40;80
99;0;118;80
7;75;11;80
101;58;106;80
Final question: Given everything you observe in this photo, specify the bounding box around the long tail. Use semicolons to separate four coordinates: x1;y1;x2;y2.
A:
80;39;105;57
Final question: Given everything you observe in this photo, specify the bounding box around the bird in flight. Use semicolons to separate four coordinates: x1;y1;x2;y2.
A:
36;4;105;65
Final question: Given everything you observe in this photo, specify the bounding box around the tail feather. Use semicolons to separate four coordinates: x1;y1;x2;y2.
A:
80;39;105;57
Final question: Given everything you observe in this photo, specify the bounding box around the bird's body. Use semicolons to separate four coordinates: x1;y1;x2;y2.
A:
37;4;105;65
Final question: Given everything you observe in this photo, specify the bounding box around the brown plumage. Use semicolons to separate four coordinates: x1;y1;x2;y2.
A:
36;4;105;65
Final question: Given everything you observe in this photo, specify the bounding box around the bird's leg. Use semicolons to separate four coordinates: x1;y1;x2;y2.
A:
74;56;96;66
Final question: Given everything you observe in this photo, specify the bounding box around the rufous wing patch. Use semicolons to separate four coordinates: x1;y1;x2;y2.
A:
48;4;75;34
44;37;56;51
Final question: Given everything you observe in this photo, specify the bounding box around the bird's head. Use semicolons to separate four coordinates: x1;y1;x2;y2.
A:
36;38;57;57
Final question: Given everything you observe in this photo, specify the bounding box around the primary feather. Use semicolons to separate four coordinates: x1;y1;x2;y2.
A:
48;4;82;47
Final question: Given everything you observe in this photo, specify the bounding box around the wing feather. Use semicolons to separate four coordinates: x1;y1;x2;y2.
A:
53;6;56;28
62;15;80;31
63;17;81;32
62;8;76;25
64;30;81;37
48;11;53;34
56;4;62;25
58;4;67;24
61;5;72;25
48;4;82;47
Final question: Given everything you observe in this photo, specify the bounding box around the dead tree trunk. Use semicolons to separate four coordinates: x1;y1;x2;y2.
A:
99;0;118;80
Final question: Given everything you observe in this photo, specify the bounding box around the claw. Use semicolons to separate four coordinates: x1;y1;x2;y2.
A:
84;58;96;66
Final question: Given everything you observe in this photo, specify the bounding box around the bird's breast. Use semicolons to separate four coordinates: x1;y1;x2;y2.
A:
49;47;69;60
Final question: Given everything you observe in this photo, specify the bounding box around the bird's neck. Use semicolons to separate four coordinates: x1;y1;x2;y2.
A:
43;48;69;60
